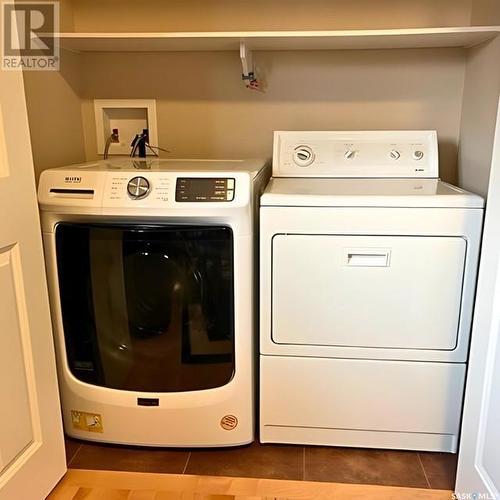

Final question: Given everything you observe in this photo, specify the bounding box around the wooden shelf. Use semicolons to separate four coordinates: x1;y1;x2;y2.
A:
58;26;500;52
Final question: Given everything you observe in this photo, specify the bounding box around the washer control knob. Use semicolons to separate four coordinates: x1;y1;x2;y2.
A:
344;150;356;160
413;150;424;161
293;145;315;167
127;176;150;199
389;150;401;160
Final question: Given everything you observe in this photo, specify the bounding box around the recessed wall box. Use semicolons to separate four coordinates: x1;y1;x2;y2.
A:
94;99;158;156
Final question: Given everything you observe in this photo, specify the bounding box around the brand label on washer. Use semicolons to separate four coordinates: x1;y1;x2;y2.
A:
220;415;238;430
71;410;103;433
64;176;81;183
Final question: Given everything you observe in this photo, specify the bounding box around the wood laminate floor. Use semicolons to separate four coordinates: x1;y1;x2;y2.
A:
48;469;454;500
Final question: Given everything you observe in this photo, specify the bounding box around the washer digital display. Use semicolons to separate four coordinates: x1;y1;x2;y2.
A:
176;178;235;202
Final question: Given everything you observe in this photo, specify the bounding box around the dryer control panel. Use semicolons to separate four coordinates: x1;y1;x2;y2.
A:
273;131;439;178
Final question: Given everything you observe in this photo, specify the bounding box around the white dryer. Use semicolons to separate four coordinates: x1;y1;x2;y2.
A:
38;158;270;447
259;131;484;452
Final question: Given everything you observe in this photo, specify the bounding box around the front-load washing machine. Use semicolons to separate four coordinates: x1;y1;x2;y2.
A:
38;157;270;447
260;131;483;452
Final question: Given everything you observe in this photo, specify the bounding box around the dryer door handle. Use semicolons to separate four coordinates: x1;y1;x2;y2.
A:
345;248;391;267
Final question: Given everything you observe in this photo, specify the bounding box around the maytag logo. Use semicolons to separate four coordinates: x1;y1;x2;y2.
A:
64;176;81;183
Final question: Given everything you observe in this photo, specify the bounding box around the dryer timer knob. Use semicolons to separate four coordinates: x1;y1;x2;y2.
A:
293;145;315;167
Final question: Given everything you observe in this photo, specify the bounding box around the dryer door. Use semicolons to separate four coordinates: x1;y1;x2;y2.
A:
272;234;466;350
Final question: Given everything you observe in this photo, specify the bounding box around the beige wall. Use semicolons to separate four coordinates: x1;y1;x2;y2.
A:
23;0;84;181
23;50;86;181
79;48;465;183
470;0;500;25
459;5;500;196
58;0;75;31
70;0;473;32
25;0;485;183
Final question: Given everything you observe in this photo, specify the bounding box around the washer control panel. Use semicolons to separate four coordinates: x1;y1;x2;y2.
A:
175;178;235;202
37;160;263;211
127;176;151;199
274;131;439;178
102;173;239;208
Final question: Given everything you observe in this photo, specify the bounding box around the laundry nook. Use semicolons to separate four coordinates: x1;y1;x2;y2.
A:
1;1;500;499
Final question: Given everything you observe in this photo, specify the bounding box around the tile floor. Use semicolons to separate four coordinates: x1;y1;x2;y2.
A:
65;437;457;490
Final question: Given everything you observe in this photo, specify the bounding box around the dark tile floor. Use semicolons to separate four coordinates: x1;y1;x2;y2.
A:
65;437;457;490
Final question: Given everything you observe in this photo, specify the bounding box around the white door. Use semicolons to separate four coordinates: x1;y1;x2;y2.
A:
456;98;500;499
0;70;66;497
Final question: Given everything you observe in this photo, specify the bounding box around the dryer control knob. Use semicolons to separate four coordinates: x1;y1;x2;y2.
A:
413;150;424;160
344;150;356;160
293;145;315;167
389;150;401;160
127;176;151;199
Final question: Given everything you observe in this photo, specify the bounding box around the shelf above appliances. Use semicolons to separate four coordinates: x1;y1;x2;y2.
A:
58;26;500;53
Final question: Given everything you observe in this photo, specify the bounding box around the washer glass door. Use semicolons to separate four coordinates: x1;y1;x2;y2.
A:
55;223;234;392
